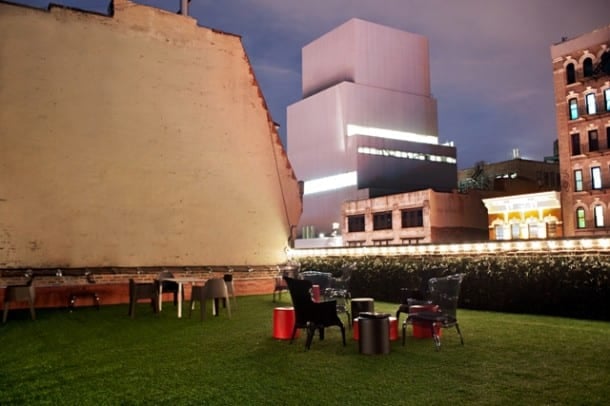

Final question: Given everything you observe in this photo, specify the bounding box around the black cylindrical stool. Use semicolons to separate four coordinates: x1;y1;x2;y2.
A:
351;297;374;320
358;312;390;355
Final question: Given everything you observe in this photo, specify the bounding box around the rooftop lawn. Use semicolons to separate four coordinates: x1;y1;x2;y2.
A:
1;295;608;405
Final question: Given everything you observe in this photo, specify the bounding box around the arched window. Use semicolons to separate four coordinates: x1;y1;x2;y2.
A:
576;207;586;229
594;205;604;228
583;57;594;77
566;63;576;84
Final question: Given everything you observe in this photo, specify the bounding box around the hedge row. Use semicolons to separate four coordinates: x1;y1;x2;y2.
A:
297;254;610;321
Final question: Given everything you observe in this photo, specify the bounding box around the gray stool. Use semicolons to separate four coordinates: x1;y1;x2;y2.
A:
358;312;390;355
351;297;374;321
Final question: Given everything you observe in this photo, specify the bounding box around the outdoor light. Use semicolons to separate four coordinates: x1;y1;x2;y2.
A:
286;237;610;260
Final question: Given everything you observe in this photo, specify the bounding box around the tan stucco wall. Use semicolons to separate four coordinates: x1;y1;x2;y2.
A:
0;1;301;268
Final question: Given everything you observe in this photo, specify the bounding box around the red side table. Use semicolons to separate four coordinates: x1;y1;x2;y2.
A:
311;285;321;303
409;304;442;339
273;307;299;340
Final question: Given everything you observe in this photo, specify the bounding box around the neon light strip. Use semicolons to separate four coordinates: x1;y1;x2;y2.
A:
303;171;357;195
347;124;438;145
358;146;456;164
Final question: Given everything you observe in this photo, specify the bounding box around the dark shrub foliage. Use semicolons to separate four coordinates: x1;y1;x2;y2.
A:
297;254;610;320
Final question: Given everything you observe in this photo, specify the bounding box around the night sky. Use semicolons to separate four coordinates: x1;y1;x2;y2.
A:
9;0;610;168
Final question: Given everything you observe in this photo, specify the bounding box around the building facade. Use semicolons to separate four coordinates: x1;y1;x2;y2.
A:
551;24;610;236
0;0;302;269
458;158;560;195
341;189;487;246
482;191;563;241
287;19;456;239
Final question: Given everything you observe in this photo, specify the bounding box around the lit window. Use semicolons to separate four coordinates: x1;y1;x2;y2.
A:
576;208;586;229
511;223;520;239
569;98;579;120
546;221;557;237
604;89;610;112
591;166;602;190
401;209;423;228
571;133;581;155
574;169;583;191
585;93;597;115
347;215;365;233
373;211;393;230
303;171;357;195
594;205;604;228
494;225;507;240
583;58;593;77
347;124;438;145
357;146;456;164
566;63;576;84
589;130;599;152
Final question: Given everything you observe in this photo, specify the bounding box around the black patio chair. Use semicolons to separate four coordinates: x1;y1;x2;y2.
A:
283;276;346;350
395;274;434;325
128;279;159;318
402;273;465;350
273;265;299;302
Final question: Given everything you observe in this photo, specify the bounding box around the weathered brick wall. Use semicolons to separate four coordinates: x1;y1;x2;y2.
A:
0;1;302;269
0;267;278;310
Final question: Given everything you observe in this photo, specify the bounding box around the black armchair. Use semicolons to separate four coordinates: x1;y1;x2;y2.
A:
402;273;465;351
273;265;299;302
395;274;434;325
283;276;346;350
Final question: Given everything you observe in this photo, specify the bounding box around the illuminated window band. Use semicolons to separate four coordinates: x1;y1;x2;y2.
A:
287;237;610;259
347;124;441;145
358;146;457;164
303;171;357;195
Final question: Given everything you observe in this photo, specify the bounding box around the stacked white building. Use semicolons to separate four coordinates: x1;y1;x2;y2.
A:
288;19;457;241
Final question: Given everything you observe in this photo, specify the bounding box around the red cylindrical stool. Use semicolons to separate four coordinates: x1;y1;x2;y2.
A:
388;316;399;341
273;307;300;340
409;304;442;339
311;285;320;303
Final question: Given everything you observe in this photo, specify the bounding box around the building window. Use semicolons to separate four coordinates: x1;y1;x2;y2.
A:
527;223;539;239
591;166;602;190
594;205;604;228
571;133;581;155
566;63;576;84
576;208;586;229
589;130;599;152
373;211;393;230
510;223;520;239
347;215;365;233
583;57;594;77
605;89;610;112
585;93;597;115
568;98;579;120
401;208;423;228
574;169;583;191
546;221;557;238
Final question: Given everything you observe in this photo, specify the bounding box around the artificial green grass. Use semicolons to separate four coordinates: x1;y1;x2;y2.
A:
1;295;609;405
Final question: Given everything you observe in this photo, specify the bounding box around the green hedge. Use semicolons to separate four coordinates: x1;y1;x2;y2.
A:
297;254;610;320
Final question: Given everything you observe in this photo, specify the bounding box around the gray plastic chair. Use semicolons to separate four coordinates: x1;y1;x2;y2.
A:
3;277;36;324
189;278;231;320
